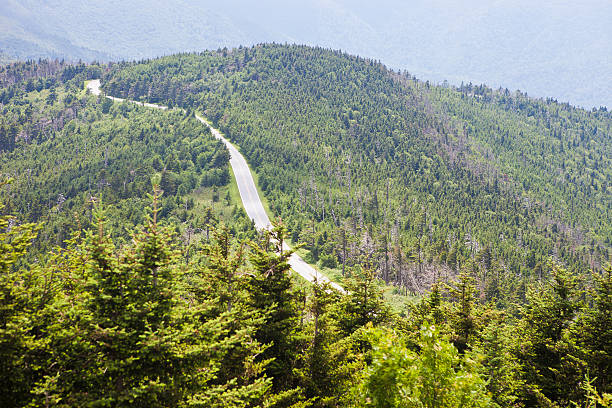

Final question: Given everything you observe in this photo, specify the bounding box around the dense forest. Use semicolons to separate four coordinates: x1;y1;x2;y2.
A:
0;60;256;257
102;44;611;301
2;183;611;407
0;48;610;407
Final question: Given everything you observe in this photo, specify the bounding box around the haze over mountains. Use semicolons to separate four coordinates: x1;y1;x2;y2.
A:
1;0;610;108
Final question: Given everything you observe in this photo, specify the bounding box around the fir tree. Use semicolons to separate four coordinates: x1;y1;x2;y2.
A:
246;220;300;392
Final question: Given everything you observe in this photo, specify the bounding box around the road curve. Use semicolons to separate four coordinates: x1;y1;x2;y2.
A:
86;80;344;292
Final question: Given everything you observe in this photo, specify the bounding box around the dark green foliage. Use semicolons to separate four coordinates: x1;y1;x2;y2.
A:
333;262;391;336
80;194;186;406
574;264;612;396
474;317;525;407
246;221;301;392
1;181;610;406
515;262;585;405
297;280;342;405
0;190;272;407
0;181;41;407
446;272;478;353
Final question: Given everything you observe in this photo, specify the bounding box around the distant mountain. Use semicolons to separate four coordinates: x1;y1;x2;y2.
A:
1;1;610;107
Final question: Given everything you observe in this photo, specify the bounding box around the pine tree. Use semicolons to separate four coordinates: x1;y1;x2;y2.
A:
246;220;300;391
79;191;186;406
333;260;390;336
298;280;341;405
201;223;245;312
186;223;272;407
573;264;612;395
35;190;273;407
447;272;478;353
0;183;41;406
516;261;586;406
474;314;525;407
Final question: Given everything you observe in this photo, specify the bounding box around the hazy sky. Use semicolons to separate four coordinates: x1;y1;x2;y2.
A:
2;0;610;107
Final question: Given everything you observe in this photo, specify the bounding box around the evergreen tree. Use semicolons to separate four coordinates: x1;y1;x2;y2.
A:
447;272;478;353
0;182;41;406
474;314;525;407
78;192;188;406
298;280;341;406
246;220;301;392
516;261;586;406
573;263;612;396
333;261;390;336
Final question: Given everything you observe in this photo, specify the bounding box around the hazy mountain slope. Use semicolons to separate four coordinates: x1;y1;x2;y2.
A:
0;0;111;61
0;0;250;61
1;0;610;107
359;0;612;109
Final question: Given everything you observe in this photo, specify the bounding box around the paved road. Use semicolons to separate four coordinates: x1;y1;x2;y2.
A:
86;80;344;292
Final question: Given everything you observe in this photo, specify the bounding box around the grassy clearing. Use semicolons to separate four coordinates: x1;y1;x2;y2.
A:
188;184;234;223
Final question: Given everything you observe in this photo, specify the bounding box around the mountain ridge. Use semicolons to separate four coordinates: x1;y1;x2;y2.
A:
0;46;610;407
1;0;610;108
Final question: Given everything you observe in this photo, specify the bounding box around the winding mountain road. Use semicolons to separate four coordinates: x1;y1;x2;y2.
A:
86;80;343;292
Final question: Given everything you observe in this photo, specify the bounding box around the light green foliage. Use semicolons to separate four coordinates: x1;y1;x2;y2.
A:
573;376;612;408
352;324;493;408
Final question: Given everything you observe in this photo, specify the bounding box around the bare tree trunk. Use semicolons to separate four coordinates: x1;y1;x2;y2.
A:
342;227;347;277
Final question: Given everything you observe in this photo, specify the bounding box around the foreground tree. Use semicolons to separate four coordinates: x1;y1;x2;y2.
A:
297;280;342;406
573;264;612;397
351;324;493;408
0;183;42;406
333;261;391;336
77;195;191;406
246;220;307;406
515;261;586;406
2;190;273;407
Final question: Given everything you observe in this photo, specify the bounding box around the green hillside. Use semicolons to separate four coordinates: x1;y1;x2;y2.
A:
103;44;611;301
0;60;255;256
1;49;611;407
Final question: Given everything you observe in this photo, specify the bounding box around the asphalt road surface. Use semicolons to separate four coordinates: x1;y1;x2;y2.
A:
86;80;344;292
